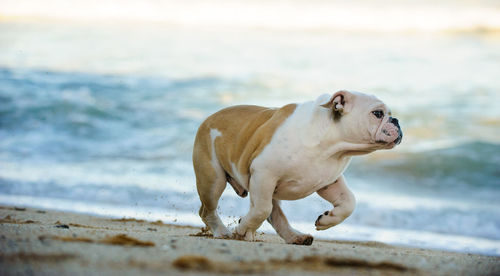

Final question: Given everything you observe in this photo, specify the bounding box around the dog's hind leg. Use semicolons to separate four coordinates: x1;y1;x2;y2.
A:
267;199;314;245
193;129;231;238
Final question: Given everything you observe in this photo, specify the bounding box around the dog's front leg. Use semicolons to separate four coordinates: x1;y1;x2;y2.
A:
315;175;356;230
235;171;276;241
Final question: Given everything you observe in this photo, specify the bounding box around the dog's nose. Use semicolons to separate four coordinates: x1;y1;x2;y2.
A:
390;117;400;128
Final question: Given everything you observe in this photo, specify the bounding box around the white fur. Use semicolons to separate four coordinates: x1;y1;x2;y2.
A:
251;98;351;200
230;162;246;189
209;128;222;171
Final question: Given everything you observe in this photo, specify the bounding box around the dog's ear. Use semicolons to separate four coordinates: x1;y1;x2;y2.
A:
320;90;353;119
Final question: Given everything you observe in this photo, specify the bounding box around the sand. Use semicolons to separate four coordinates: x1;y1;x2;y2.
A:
0;206;498;276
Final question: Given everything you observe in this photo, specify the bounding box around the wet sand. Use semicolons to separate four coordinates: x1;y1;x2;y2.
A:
1;206;498;275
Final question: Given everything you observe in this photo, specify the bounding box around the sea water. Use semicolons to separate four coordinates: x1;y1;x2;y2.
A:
1;0;499;256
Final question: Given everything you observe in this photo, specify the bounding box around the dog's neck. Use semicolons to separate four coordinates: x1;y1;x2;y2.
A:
312;106;379;159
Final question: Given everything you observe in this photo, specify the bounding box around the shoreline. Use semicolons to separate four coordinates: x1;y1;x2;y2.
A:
1;205;499;275
2;194;499;257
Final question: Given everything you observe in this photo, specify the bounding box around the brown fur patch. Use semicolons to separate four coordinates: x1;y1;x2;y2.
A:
195;104;297;191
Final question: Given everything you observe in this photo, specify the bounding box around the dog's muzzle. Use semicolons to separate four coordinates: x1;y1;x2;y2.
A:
390;117;403;145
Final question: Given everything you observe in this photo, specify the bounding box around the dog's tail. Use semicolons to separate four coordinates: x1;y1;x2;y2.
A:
225;172;248;197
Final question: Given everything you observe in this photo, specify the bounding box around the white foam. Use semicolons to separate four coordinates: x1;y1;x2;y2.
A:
353;190;498;212
0;161;195;193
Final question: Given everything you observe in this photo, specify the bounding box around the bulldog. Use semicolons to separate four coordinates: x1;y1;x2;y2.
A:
193;90;402;245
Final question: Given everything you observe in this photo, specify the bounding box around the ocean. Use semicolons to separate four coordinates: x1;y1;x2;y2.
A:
1;0;499;256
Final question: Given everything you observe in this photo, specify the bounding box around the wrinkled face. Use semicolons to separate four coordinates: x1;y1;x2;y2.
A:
328;91;403;148
367;100;403;148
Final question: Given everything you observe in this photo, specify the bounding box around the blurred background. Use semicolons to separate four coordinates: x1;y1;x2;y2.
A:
0;0;499;255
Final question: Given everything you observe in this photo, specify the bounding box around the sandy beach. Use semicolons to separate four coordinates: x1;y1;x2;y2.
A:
0;205;498;275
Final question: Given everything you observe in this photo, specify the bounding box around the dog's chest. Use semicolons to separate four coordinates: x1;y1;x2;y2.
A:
276;153;350;200
254;140;351;200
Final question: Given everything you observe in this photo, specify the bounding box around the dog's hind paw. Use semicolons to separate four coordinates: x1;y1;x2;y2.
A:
290;234;314;246
213;226;232;238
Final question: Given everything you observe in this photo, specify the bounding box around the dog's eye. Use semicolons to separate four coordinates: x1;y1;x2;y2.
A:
372;110;384;119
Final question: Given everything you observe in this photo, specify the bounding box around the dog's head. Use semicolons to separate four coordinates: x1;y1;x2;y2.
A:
320;90;403;149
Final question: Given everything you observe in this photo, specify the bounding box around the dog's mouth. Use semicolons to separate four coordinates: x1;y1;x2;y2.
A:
375;121;403;147
377;133;402;145
375;139;398;149
394;134;402;145
377;140;392;146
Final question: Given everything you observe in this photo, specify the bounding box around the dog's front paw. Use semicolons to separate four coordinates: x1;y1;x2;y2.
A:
233;226;256;241
315;210;331;226
315;210;341;230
